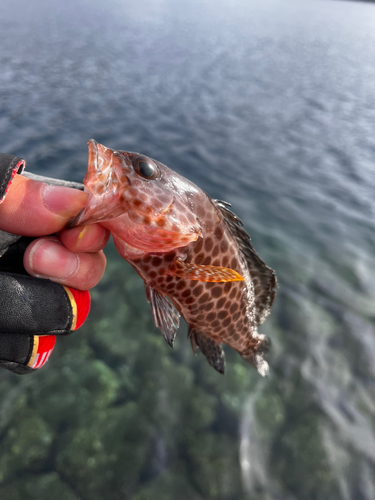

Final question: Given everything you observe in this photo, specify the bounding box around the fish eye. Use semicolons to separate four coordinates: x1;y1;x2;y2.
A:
133;156;159;180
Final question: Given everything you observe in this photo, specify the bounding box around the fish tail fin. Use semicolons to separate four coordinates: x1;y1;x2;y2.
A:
241;334;271;377
188;327;225;374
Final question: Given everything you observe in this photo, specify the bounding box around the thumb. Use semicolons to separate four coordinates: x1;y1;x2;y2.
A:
0;174;88;236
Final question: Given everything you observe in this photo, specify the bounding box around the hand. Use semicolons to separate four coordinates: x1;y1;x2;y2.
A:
0;174;108;289
0;170;109;374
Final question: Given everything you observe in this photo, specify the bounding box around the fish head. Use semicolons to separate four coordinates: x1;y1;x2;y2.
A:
69;139;203;253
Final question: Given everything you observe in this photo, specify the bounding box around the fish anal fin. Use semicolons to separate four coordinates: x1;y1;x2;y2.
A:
172;259;244;283
189;327;225;374
145;285;180;348
188;328;198;355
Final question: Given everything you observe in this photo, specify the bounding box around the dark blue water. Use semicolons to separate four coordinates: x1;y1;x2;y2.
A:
1;0;375;498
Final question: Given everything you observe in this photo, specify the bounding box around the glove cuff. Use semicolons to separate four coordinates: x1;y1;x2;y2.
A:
27;334;56;369
0;333;56;373
63;287;91;330
0;277;91;375
0;273;91;335
0;153;25;204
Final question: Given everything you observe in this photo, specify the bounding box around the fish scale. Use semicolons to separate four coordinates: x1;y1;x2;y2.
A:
69;139;277;375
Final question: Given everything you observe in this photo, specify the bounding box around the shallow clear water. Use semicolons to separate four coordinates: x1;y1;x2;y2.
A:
1;0;375;498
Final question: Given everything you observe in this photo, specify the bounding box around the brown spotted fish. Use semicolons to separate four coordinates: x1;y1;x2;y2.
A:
70;139;277;375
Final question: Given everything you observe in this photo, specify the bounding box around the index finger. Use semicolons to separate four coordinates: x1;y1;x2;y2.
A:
0;174;88;236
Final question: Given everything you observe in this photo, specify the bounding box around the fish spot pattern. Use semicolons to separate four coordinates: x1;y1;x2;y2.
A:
77;142;274;372
123;186;275;371
133;211;254;355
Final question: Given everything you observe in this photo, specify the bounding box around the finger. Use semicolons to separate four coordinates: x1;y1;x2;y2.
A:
0;334;56;374
0;272;90;334
59;224;110;253
0;236;34;274
24;237;107;290
0;174;88;236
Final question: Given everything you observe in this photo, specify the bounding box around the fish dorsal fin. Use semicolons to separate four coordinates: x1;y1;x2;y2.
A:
145;285;180;347
213;199;277;325
188;327;225;374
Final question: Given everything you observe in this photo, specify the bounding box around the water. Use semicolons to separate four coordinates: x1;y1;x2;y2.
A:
0;0;375;498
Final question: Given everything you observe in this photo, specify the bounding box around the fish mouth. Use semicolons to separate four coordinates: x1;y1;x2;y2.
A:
87;138;127;187
86;139;110;184
87;138;98;174
69;139;129;228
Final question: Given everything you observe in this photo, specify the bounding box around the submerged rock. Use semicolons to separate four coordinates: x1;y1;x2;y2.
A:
0;472;80;500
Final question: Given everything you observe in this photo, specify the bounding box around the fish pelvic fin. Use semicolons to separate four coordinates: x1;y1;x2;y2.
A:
172;258;244;282
189;327;225;374
145;285;180;348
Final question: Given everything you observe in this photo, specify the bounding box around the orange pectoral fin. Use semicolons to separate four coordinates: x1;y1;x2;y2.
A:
171;259;244;282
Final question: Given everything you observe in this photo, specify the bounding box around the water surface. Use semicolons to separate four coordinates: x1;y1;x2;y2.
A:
0;0;375;498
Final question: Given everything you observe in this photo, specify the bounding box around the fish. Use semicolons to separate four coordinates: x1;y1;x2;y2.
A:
69;139;277;375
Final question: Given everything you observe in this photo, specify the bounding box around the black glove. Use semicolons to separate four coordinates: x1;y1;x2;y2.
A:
0;153;90;375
